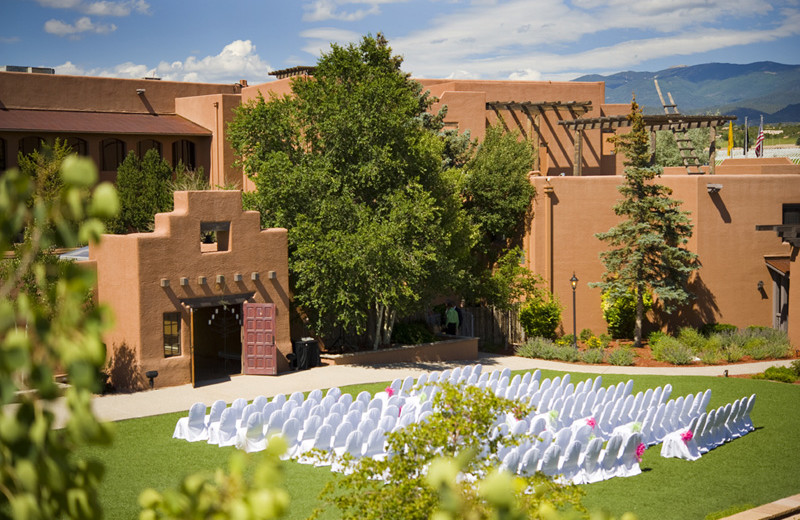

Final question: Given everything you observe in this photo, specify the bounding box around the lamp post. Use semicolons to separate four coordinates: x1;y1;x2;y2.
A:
570;273;578;349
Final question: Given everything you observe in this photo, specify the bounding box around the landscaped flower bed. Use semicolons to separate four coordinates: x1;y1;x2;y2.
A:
515;326;798;368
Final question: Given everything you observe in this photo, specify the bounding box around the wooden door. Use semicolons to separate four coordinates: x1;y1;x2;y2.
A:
242;302;276;375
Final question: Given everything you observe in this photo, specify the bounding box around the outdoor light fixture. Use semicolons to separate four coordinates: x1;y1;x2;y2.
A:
216;274;225;284
724;370;729;378
136;88;146;95
707;184;723;194
198;276;207;285
180;277;189;286
145;370;158;389
234;273;243;282
757;280;764;291
570;273;578;349
251;272;259;281
160;278;169;288
268;270;277;279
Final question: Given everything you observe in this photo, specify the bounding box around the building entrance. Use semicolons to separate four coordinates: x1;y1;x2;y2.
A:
191;304;243;384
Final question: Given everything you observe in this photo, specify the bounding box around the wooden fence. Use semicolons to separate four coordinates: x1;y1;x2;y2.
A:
464;306;526;348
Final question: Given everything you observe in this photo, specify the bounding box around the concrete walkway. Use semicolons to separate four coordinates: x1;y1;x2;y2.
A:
78;353;795;425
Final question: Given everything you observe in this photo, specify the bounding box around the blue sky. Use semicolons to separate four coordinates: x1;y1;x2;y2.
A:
2;0;799;84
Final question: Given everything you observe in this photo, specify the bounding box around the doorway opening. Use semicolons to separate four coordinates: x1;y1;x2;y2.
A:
192;304;243;383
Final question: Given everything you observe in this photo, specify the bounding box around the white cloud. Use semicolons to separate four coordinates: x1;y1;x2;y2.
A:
44;16;117;38
35;0;150;16
53;40;272;84
389;0;799;79
302;0;407;22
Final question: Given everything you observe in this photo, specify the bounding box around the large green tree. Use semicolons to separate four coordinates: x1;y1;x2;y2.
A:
592;99;699;347
460;124;538;308
230;34;473;349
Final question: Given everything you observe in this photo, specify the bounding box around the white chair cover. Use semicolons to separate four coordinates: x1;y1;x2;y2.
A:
230;398;247;421
266;409;286;436
598;434;623;480
332;421;354;449
539;444;562;477
500;446;521;473
173;402;208;442
326;387;341;400
558;440;583;484
206;400;227;427
337;393;353;408
616;432;643;478
356;391;371;404
237;412;266;453
279;417;302;459
271;394;287;407
252;395;267;411
362;428;386;458
289;391;304;405
519;447;541;476
576;437;604;484
660;418;701;461
209;407;236;446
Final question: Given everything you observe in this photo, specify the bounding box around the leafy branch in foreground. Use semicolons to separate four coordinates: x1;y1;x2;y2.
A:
313;382;585;520
1;156;119;519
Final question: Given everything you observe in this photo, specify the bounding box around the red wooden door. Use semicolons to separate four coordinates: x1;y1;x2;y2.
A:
242;302;277;375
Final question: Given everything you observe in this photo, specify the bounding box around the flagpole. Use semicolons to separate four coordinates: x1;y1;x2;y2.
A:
743;116;749;157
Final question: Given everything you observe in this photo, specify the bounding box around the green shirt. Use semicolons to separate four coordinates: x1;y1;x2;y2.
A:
445;307;459;325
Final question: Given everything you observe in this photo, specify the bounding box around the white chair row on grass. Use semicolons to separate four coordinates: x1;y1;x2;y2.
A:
660;394;756;461
173;364;757;484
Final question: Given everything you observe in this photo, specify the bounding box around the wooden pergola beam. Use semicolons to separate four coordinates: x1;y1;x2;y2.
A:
559;114;737;132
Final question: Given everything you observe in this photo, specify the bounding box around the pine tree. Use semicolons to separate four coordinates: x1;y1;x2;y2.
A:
592;98;699;347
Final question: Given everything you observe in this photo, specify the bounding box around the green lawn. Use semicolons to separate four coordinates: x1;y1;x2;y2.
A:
79;371;800;520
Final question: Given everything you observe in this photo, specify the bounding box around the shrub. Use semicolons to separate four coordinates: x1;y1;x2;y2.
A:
723;345;745;363
516;337;556;359
315;382;585;519
648;330;668;344
698;349;724;365
745;338;771;360
651;336;695;365
516;337;578;362
601;290;653;339
607;347;635;366
585;335;609;349
677;327;708;353
752;366;798;383
699;323;737;336
579;328;593;342
579;348;605;364
556;334;576;347
791;359;800;377
392;321;436;345
519;296;562;340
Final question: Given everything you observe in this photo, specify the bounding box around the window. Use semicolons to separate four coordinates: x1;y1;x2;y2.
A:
172;139;196;170
200;221;230;252
66;137;88;156
783;204;800;225
163;312;181;357
101;138;126;171
138;139;162;158
19;136;46;157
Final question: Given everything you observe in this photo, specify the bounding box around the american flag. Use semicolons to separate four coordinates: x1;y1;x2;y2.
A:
755;118;764;158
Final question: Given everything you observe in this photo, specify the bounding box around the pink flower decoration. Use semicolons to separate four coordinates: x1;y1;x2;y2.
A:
385;387;395;397
681;430;694;443
635;443;646;462
586;417;596;429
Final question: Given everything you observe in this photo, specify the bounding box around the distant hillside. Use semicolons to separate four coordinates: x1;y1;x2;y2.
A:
574;62;800;123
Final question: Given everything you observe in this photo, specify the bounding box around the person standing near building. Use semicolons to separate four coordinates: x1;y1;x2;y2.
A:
445;301;460;335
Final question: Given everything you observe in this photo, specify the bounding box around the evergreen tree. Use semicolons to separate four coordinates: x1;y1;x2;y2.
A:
110;149;173;233
592;99;699;347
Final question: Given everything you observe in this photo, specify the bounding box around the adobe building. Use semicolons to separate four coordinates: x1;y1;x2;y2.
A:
528;160;800;347
3;67;799;353
87;190;291;389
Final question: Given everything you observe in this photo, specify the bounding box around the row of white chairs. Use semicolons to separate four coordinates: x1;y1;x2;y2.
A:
498;431;644;484
660;394;756;460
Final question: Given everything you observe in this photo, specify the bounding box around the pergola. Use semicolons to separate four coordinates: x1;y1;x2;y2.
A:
486;101;593;171
559;114;737;176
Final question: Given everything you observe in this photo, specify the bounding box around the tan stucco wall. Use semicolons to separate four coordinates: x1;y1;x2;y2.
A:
91;190;291;389
528;168;800;346
175;94;243;188
0;71;241;114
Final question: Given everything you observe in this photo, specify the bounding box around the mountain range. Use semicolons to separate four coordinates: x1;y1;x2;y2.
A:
574;62;800;123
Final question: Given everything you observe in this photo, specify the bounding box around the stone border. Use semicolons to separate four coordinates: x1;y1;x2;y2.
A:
320;336;478;366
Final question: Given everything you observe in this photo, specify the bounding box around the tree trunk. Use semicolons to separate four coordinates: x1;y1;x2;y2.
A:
381;308;396;346
373;302;384;350
634;288;644;348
